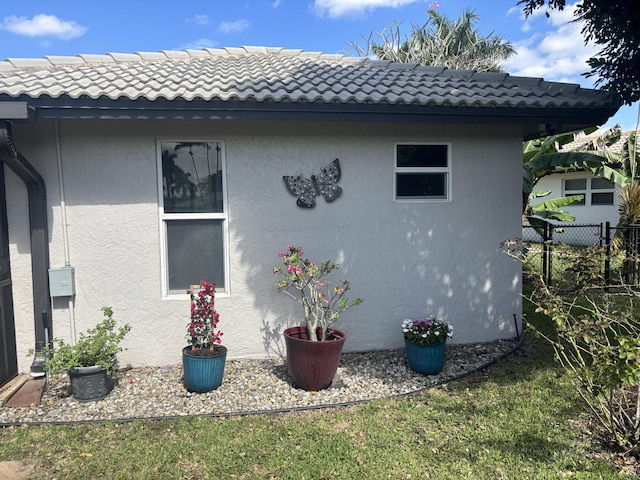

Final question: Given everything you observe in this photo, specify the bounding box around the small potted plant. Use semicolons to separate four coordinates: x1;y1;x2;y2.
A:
402;316;453;375
273;245;363;391
35;307;131;402
182;279;226;393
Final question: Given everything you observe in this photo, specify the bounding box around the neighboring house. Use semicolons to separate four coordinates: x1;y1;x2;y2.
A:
534;171;619;226
0;46;619;382
533;130;633;227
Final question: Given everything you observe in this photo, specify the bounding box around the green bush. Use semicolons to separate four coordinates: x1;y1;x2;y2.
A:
34;307;131;374
528;277;640;454
503;238;640;453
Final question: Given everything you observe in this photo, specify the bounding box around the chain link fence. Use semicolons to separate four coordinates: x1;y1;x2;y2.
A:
522;223;640;290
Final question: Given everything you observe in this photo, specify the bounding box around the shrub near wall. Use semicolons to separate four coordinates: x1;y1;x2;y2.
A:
503;239;640;454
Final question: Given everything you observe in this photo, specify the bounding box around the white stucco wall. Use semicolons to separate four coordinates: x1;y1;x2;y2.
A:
7;118;522;371
534;171;621;226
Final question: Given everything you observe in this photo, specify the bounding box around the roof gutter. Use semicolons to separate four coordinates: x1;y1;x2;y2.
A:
17;97;617;140
0;114;52;375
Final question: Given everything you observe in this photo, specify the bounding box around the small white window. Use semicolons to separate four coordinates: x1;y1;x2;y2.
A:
158;141;228;294
394;143;451;201
564;176;614;206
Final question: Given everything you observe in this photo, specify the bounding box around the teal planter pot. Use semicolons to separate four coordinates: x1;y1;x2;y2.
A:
405;340;446;375
182;346;227;393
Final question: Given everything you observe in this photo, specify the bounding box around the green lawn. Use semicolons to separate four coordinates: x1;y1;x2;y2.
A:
0;300;632;479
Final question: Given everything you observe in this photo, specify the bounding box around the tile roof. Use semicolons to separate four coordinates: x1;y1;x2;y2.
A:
0;46;621;138
561;128;634;155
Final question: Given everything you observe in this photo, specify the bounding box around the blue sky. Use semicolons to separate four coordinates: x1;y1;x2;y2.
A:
0;0;636;131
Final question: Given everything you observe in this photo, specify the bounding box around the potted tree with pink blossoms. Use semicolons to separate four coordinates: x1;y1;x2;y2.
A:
182;279;226;393
273;245;362;390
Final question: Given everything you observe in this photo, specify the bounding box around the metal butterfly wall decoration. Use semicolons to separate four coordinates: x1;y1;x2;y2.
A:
283;158;343;209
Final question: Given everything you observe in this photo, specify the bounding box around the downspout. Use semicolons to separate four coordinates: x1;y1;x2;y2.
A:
0;120;52;374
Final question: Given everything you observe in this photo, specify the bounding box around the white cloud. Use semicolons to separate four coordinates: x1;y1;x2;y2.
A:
508;2;578;33
187;14;209;26
217;19;250;34
545;3;578;27
180;38;219;50
0;14;86;40
505;3;598;86
312;0;417;18
272;0;282;8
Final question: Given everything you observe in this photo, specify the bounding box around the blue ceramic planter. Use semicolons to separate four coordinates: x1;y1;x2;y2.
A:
182;346;227;393
405;340;446;375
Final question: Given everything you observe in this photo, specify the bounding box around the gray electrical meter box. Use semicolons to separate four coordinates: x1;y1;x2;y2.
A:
48;266;76;297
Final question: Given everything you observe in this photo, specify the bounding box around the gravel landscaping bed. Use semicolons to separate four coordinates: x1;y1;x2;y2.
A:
0;338;520;425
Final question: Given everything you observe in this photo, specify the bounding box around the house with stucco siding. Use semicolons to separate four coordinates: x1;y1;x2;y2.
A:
532;129;633;229
0;46;619;386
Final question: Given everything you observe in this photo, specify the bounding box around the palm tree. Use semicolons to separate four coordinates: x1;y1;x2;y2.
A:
350;9;515;72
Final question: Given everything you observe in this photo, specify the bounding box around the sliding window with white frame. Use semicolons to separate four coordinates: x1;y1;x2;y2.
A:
158;140;228;294
394;143;451;202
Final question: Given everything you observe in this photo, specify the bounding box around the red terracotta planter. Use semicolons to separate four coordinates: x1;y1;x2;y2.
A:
283;326;346;391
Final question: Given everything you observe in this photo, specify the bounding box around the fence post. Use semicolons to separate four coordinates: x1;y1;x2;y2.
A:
542;222;553;286
629;225;640;284
541;222;547;285
624;226;632;284
604;222;611;287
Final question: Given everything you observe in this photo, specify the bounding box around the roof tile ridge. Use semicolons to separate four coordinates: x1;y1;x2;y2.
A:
503;74;544;87
219;47;249;56
43;55;85;66
158;49;192;61
318;52;347;62
385;60;418;71
298;50;325;59
198;46;289;57
202;48;233;56
438;68;475;77
471;71;509;81
541;79;581;92
240;46;286;55
275;48;306;57
136;51;173;61
4;57;53;69
338;56;370;65
363;58;392;68
105;52;144;62
413;64;445;75
77;53;118;64
182;49;212;58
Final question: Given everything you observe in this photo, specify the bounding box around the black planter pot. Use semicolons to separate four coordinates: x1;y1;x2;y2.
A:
283;326;346;391
68;365;113;402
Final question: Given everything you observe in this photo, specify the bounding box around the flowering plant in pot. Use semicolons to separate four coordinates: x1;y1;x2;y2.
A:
182;279;227;392
273;245;363;341
273;245;363;390
402;316;453;346
402;316;453;375
32;307;131;402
